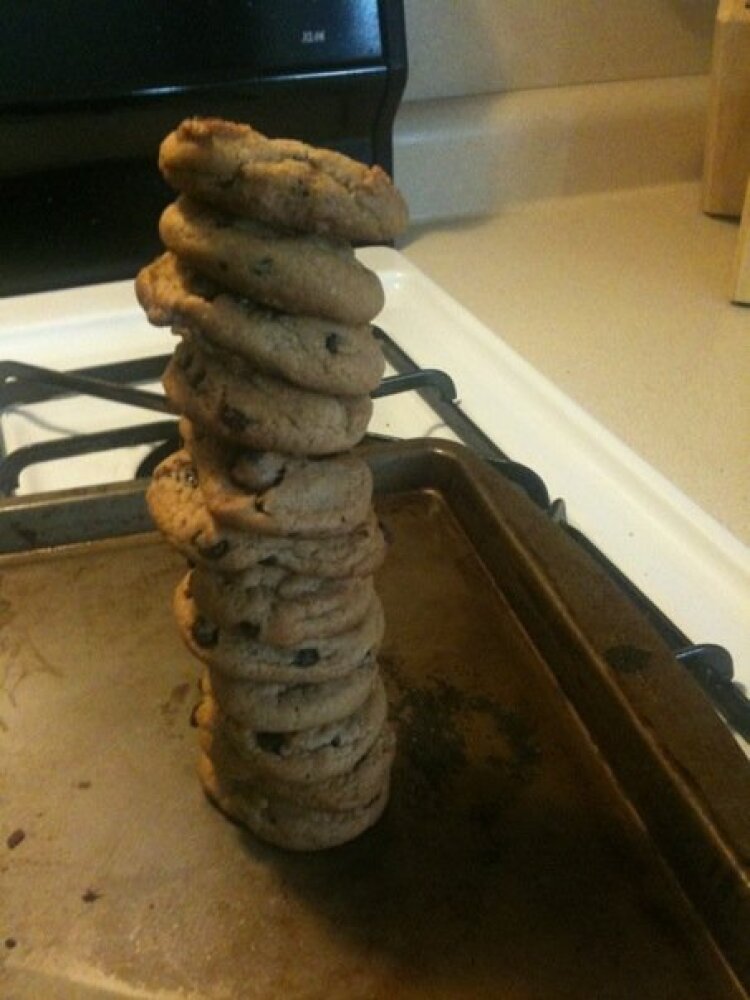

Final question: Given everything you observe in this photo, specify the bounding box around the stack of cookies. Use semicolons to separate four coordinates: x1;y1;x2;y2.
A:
137;118;408;850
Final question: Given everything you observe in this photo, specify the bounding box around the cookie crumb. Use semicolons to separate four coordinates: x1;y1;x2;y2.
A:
6;828;25;850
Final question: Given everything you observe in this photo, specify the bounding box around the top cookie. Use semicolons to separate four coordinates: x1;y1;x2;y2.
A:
159;118;408;244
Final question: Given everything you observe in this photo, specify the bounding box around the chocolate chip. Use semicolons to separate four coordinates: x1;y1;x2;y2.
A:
180;465;198;488
81;889;102;904
186;365;207;389
6;828;25;850
293;648;319;667
239;622;260;640
252;257;274;277
5;938;17;949
257;732;285;755
325;332;340;354
220;404;250;432
197;538;230;561
191;617;219;648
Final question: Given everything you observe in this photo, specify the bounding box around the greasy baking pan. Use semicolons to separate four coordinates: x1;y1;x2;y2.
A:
2;439;749;998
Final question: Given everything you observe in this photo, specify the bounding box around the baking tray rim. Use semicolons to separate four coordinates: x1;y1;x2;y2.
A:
0;435;748;991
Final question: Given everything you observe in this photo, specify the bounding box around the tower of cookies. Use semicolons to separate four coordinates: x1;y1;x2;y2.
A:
137;119;407;850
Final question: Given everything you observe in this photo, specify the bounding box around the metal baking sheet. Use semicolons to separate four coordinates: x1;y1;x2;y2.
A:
2;440;749;998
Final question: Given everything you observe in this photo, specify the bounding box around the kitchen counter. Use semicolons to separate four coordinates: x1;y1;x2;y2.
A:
400;166;749;552
394;173;750;709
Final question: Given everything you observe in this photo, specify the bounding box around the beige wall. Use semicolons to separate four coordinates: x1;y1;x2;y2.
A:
402;0;717;102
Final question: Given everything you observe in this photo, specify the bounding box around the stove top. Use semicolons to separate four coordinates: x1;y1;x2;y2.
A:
0;248;748;747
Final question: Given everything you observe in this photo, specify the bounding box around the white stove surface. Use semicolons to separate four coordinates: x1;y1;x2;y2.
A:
0;248;748;703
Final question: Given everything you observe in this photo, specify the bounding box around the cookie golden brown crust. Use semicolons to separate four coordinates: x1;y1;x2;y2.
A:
160;117;408;243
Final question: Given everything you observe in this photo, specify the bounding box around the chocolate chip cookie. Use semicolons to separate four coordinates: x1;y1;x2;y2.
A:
198;751;390;851
159;118;408;244
175;580;385;684
187;566;375;646
159;197;384;324
199;718;396;813
203;651;376;732
197;676;388;784
182;418;373;537
147;452;387;576
163;332;372;456
136;254;385;396
140;117;400;853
